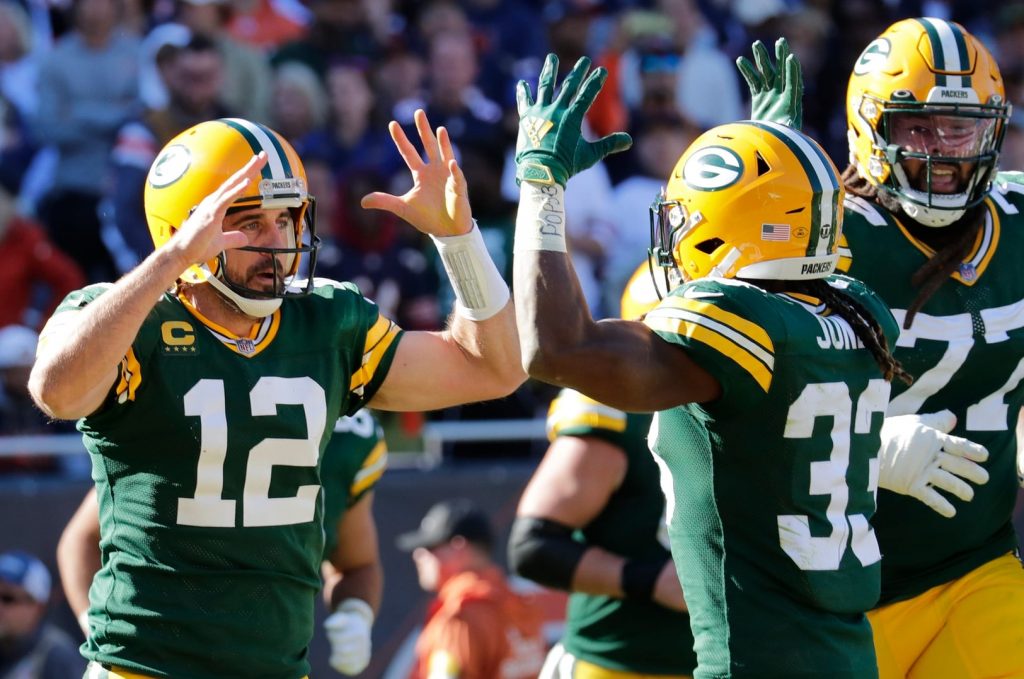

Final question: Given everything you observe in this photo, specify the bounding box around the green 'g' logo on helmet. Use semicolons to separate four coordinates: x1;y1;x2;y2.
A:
683;146;744;191
854;38;891;75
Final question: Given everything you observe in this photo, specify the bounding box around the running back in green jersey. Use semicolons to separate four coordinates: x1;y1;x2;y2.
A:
643;275;899;679
60;280;401;679
546;389;697;676
838;178;1024;603
321;409;387;560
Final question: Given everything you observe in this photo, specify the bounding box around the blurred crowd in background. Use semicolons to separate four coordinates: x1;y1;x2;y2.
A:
0;0;1019;466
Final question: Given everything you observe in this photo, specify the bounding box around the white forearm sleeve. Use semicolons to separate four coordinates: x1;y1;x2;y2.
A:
431;222;510;321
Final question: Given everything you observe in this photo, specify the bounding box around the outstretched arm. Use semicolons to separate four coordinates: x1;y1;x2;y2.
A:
364;110;523;411
513;55;720;411
30;154;268;419
737;38;804;128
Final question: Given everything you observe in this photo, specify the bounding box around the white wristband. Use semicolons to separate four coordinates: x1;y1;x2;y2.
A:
515;181;567;253
431;221;510;321
77;611;90;636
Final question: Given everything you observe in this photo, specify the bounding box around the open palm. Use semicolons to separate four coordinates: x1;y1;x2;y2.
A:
361;109;472;238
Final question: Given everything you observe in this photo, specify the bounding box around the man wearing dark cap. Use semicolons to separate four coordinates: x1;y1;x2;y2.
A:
399;499;546;679
0;550;85;678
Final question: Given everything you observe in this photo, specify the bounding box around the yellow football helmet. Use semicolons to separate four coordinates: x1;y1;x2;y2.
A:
144;118;318;313
650;120;843;283
620;258;668;320
847;18;1009;227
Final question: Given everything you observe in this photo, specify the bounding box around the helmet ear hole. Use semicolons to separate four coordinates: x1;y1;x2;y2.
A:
755;152;771;176
696;238;724;254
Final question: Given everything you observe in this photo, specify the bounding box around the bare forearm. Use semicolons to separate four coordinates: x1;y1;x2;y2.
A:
446;302;525;393
571;546;626;597
325;562;383;614
30;247;187;418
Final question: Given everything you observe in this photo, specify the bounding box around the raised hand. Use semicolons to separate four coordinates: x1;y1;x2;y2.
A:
515;53;632;187
361;109;472;237
736;38;804;129
168;151;268;269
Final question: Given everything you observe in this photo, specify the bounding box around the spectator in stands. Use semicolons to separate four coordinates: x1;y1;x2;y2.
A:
0;186;85;331
372;45;426;130
315;166;441;331
295;58;399;181
0;325;45;436
34;0;141;284
268;60;329;145
272;0;387;78
0;550;85;678
462;0;547;107
399;499;547;679
605;112;698;312
107;33;234;270
227;0;309;52
617;0;741;128
176;0;272;123
395;29;506;154
0;1;41;118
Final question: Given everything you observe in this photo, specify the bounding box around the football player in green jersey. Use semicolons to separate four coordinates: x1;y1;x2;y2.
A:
509;262;695;679
510;53;909;679
739;21;1024;678
57;408;388;675
28;112;523;679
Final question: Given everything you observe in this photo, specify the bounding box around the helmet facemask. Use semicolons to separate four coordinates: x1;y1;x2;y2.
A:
862;97;1008;227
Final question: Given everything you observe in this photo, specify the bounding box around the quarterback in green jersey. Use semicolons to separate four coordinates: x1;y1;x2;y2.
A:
509;54;908;678
509;264;695;679
740;20;1024;678
57;408;388;675
29;113;523;679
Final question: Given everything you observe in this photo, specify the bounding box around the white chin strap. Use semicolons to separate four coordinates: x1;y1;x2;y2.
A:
208;275;283;318
892;164;971;228
898;198;965;228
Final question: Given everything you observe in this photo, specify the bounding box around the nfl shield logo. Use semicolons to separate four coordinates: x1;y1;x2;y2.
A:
236;338;256;354
959;263;977;282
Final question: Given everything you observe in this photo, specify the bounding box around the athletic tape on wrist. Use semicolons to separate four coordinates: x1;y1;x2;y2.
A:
515;181;567;253
431;221;510;321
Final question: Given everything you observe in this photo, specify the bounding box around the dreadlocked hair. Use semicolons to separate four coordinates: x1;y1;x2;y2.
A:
841;163;985;330
792;277;913;386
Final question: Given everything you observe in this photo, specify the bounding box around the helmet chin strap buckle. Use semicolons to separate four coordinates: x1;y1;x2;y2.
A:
709;247;742;278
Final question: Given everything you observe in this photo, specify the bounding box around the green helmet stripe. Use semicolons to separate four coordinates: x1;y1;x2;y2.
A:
918;18;971;89
745;121;840;258
220;118;292;180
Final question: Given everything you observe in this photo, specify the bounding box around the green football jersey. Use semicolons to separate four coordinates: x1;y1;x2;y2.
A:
60;281;401;679
546;389;697;675
321;409;387;561
839;181;1024;604
644;275;898;679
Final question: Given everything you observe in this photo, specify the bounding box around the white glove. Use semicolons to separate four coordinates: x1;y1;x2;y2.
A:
878;410;989;518
324;598;374;676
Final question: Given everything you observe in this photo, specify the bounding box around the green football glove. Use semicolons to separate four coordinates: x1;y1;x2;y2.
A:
736;38;804;129
515;53;632;187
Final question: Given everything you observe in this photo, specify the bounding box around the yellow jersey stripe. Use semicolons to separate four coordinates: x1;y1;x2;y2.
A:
658;296;773;353
645;314;773;391
547;392;627;439
114;347;142;404
349;315;401;394
892;199;999;286
350;441;388;498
